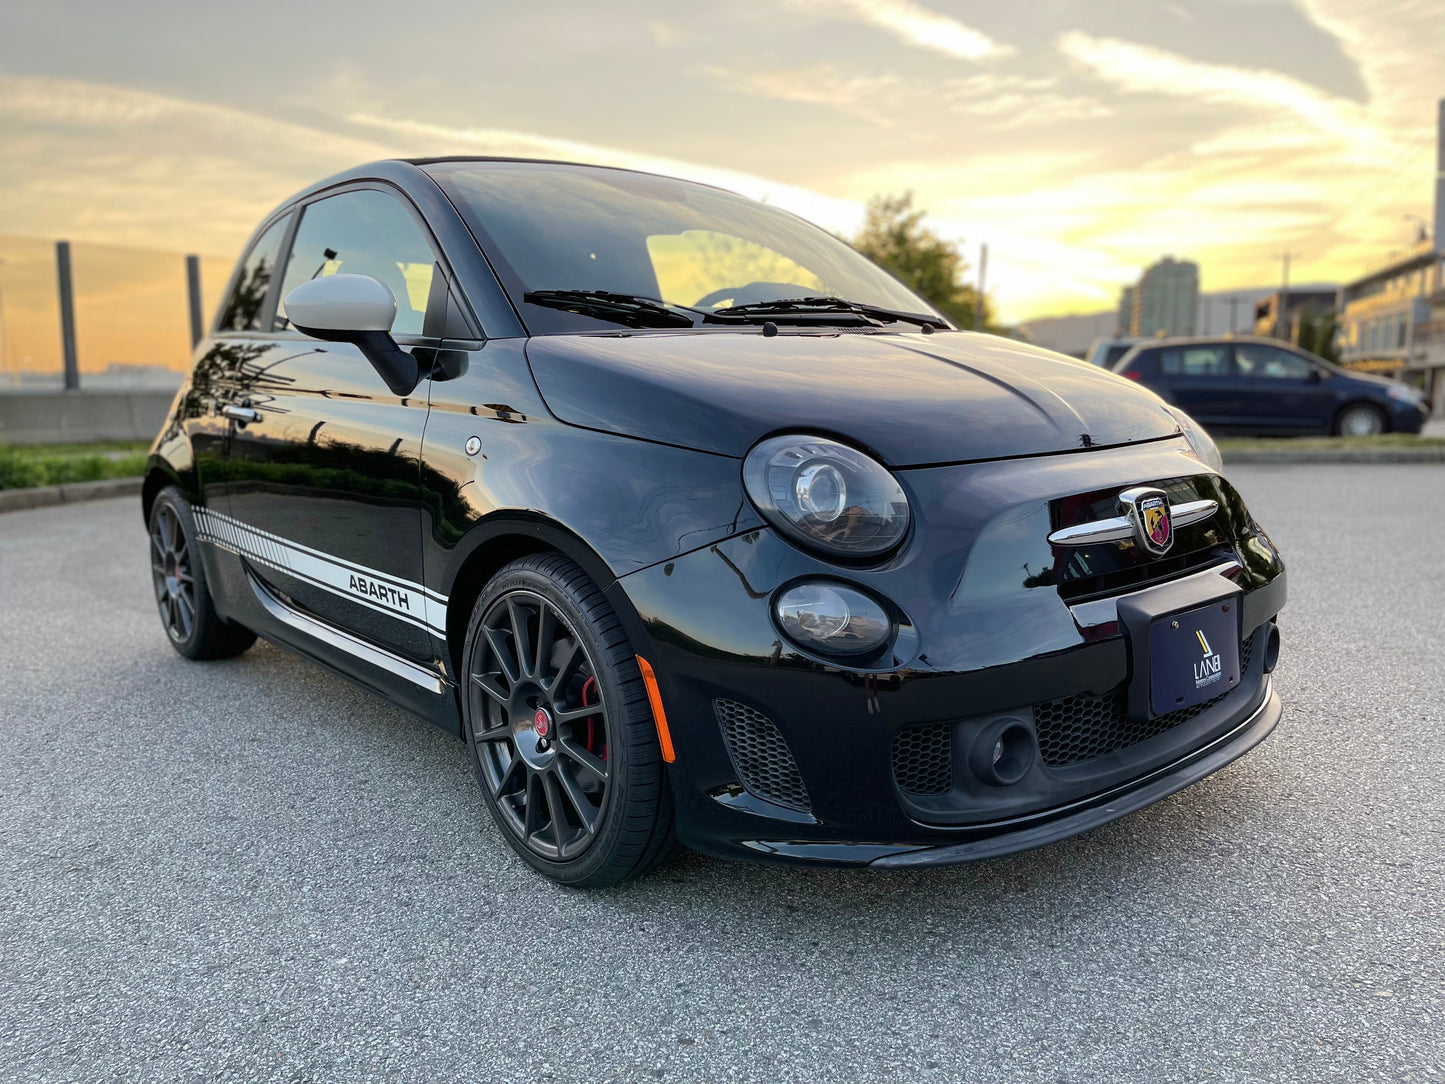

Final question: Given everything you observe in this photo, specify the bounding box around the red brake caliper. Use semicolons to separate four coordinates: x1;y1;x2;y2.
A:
581;676;607;760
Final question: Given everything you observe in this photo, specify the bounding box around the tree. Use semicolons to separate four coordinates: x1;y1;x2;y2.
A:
850;193;991;330
1296;307;1340;363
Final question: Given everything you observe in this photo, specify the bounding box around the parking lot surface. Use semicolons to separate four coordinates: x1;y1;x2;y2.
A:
1;465;1442;1084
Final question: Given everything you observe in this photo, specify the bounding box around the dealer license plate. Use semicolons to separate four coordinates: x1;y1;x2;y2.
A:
1148;600;1241;716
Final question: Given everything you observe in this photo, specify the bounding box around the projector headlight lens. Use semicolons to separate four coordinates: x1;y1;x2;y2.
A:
774;582;892;657
743;435;910;559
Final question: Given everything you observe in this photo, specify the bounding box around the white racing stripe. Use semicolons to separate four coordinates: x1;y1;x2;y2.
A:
193;506;449;639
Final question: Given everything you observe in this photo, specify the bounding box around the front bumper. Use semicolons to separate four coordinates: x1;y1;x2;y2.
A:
609;440;1287;867
780;680;1278;868
1389;399;1428;434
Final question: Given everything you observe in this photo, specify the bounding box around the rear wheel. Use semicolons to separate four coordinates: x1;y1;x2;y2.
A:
462;553;676;887
1334;402;1386;436
148;487;256;660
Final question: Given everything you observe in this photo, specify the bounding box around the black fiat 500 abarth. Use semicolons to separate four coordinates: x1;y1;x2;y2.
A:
143;158;1286;887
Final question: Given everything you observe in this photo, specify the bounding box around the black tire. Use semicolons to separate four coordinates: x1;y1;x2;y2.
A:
1334;402;1387;437
147;487;256;661
462;553;677;887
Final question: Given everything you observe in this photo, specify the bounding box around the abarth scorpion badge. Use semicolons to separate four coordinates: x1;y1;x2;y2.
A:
1119;486;1174;555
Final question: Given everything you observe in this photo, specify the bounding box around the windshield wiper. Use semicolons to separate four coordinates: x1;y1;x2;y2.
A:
523;290;698;329
704;296;949;330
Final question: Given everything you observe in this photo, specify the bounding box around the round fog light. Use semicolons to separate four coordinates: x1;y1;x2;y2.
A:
968;719;1036;786
775;582;892;657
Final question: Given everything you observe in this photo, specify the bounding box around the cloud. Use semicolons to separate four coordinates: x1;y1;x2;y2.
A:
1055;31;1377;148
787;0;1014;61
343;112;866;233
0;74;393;254
711;66;1110;130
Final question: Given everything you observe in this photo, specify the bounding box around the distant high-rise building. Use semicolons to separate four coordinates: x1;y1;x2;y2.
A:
1116;285;1135;336
1131;256;1199;337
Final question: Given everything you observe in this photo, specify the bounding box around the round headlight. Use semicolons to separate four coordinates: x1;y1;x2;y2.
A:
743;435;910;558
775;582;892;657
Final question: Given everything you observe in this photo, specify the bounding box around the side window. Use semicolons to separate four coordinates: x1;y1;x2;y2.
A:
1119;348;1155;375
274;189;438;336
217;215;290;332
1104;344;1133;368
1160;344;1231;377
1235;343;1314;380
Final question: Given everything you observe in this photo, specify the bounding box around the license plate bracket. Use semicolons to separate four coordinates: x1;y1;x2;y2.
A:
1146;600;1241;715
1116;573;1243;723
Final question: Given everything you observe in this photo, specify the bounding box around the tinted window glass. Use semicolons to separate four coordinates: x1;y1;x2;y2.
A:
430;162;939;334
1121;348;1156;373
218;215;289;332
275;190;436;336
1160;344;1231;377
1104;344;1131;367
1235;343;1314;379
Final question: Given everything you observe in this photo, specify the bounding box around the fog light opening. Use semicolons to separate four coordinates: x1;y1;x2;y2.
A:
969;719;1035;787
1263;624;1281;674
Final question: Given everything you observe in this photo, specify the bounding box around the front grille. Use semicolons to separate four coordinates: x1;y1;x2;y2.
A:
1035;630;1257;767
1049;476;1235;604
892;722;952;795
714;699;812;811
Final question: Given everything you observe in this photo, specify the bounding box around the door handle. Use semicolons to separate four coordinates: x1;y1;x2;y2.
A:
222;404;260;424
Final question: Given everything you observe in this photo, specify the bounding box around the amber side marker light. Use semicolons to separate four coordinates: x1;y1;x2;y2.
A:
635;655;676;763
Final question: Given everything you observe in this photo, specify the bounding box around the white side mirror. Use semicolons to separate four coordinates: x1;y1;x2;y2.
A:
281;274;419;396
284;273;397;334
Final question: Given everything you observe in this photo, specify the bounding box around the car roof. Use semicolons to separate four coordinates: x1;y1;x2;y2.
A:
1128;334;1306;350
1111;334;1342;373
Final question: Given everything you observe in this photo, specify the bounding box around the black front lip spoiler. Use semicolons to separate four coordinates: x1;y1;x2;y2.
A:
737;679;1281;868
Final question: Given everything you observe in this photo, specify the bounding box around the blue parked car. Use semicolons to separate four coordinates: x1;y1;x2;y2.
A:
1112;336;1429;436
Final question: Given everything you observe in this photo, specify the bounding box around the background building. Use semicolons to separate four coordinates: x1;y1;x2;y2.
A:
1116;285;1135;336
1336;98;1445;410
1128;257;1199;337
1253;289;1337;341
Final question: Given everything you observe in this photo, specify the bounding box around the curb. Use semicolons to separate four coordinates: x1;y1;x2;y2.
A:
1224;449;1445;464
0;476;143;514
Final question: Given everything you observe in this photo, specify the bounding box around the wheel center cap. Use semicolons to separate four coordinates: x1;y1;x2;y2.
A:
533;708;551;738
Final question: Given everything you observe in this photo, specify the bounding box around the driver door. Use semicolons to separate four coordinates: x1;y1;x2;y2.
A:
218;187;443;661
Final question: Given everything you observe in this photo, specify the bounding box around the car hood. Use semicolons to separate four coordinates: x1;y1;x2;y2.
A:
524;330;1181;467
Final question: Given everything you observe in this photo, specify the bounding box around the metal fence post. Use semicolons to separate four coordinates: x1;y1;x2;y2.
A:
56;240;79;390
185;254;204;348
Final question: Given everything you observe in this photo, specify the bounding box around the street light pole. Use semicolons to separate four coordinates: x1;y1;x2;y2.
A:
56;241;79;391
1273;252;1301;340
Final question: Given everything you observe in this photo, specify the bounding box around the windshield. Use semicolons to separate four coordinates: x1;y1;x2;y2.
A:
427;161;941;334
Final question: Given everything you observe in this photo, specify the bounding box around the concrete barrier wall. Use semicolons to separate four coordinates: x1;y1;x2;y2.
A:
0;390;177;446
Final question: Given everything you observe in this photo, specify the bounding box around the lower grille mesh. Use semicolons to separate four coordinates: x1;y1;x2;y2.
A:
892;722;953;795
714;699;812;811
1035;631;1256;768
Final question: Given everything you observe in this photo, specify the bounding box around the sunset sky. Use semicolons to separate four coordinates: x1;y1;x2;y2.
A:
1;0;1444;371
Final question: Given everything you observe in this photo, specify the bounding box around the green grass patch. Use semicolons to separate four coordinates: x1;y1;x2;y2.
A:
1216;434;1445;452
0;441;150;490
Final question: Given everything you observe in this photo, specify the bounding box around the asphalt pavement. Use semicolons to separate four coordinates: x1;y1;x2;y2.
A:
1;467;1442;1084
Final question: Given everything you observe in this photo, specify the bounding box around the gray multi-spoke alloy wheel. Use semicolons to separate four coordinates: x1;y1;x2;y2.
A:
463;553;676;887
148;486;256;660
1335;402;1386;437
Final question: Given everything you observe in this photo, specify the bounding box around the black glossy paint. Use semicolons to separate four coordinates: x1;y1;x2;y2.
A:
145;157;1288;869
526;330;1180;465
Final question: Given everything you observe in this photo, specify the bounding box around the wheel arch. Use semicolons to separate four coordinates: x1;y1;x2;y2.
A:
1332;398;1390;434
440;512;634;678
141;456;189;523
